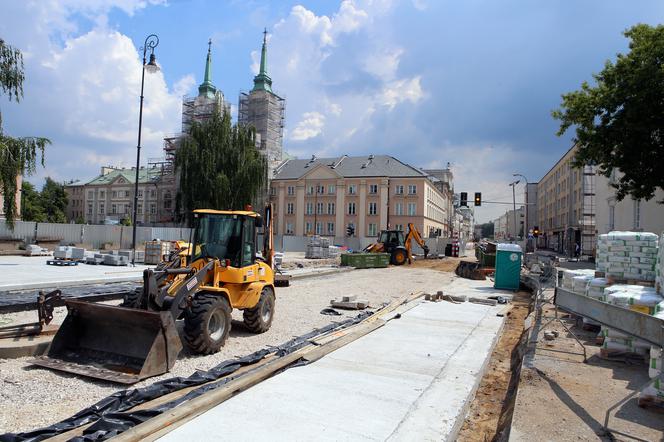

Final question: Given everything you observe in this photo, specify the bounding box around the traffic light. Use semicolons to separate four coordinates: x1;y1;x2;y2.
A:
346;224;355;237
460;192;468;207
533;226;540;238
474;192;481;206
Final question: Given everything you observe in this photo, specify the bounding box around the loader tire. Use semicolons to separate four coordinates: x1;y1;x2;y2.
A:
121;287;144;309
184;294;231;354
391;249;407;266
243;286;275;334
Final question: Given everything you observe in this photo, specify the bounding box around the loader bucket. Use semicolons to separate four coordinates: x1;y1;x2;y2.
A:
31;300;182;384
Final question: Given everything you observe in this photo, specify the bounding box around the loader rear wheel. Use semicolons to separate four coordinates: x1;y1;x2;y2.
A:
184;294;231;354
391;249;407;266
243;286;275;333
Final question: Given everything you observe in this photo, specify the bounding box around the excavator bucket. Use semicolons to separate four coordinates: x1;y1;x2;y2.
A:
31;300;182;384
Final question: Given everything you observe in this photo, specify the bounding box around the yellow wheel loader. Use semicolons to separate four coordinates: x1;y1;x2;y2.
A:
31;206;277;384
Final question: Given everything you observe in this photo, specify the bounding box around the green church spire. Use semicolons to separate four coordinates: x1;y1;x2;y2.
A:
198;39;217;98
252;28;273;93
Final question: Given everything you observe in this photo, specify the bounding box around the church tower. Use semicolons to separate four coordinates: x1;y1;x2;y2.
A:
238;29;285;175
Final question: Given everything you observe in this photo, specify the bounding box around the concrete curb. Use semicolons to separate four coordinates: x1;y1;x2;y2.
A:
287;267;354;281
0;274;144;293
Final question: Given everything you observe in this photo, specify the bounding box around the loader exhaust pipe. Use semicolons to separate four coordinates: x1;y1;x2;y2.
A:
31;300;182;384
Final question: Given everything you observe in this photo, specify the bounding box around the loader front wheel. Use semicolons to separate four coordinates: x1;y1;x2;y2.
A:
184;294;231;354
243;286;275;333
121;287;145;309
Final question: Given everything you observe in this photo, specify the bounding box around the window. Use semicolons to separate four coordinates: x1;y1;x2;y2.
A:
306;202;314;215
87;203;92;215
99;190;105;198
137;190;142;198
395;185;404;195
408;203;416;216
368;223;377;237
123;190;129;198
137;203;142;215
150;190;156;198
395;203;404;216
124;204;130;214
609;205;615;230
328;185;336;194
88;191;94;199
286;222;294;235
368;202;377;215
348;185;356;195
287;186;295;196
150;204;156;215
305;222;312;234
241;217;255;267
99;203;105;214
315;222;323;235
164;199;171;209
316;185;325;195
348;202;356;215
395;224;404;232
369;184;378;194
270;187;276;196
408;184;417;195
287;203;294;215
327;202;335;215
633;200;641;229
112;191;118;198
327;222;334;234
111;204;117;214
307;185;314;195
317;202;324;214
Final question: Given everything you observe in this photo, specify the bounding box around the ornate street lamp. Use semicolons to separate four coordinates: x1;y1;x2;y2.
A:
132;34;160;266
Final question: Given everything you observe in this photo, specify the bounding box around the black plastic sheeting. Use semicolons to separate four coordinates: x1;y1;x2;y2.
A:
1;311;373;442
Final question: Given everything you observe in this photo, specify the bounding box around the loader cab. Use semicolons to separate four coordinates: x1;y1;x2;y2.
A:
191;210;260;268
378;230;405;253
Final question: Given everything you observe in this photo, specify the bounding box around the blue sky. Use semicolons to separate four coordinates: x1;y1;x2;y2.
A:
1;0;663;222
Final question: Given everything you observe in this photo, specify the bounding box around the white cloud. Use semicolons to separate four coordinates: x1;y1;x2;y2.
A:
363;47;404;80
173;74;196;97
380;76;424;109
291;111;326;141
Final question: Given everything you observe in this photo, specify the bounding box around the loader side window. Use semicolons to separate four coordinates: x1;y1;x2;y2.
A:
241;217;255;267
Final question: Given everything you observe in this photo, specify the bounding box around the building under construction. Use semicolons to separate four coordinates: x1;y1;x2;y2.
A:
238;30;285;176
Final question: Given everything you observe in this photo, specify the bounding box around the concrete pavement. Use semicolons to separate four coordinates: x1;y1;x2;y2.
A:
160;277;507;442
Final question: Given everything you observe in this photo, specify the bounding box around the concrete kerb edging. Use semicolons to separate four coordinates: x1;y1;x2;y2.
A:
287;266;354;281
0;275;144;293
447;306;507;442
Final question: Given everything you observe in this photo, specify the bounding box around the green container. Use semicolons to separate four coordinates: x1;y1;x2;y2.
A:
494;244;522;290
340;253;390;268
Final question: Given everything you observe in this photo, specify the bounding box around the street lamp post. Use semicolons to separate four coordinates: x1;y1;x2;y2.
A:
509;180;520;243
131;34;160;266
513;173;529;242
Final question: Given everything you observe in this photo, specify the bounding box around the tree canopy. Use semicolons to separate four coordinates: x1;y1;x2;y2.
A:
553;24;664;202
0;39;50;225
20;178;68;223
175;110;267;223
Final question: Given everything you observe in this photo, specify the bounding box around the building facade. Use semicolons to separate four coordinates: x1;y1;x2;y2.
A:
493;206;524;241
270;155;450;239
65;166;174;225
422;166;456;236
595;171;664;235
535;144;596;256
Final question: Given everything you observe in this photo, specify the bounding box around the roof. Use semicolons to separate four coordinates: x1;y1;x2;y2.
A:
273;155;428;180
194;209;259;217
85;168;163;186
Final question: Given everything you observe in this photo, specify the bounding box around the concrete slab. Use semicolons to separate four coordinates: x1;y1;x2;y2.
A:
0;255;150;292
160;285;505;442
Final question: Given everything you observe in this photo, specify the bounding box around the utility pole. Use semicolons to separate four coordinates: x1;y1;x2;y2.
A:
509;180;519;244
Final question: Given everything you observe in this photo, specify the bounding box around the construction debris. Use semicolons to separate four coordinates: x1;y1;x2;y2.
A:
469;297;498;306
330;295;369;310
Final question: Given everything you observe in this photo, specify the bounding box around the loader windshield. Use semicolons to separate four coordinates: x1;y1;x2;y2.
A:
191;214;244;266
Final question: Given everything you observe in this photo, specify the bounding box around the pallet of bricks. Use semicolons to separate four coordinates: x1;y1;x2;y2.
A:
565;231;664;409
305;236;329;259
145;240;172;265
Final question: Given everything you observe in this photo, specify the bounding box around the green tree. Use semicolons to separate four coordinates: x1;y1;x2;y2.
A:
480;222;494;239
0;39;50;226
175;111;267;223
553;24;664;202
20;181;45;222
39;177;67;223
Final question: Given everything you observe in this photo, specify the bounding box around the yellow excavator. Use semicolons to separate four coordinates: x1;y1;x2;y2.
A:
364;222;429;265
32;206;277;384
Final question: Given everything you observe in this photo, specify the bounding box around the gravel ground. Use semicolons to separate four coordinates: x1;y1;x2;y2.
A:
0;266;454;434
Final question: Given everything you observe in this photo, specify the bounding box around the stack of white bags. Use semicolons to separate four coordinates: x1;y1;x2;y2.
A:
596;231;658;281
